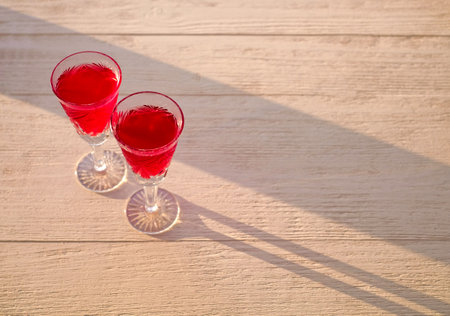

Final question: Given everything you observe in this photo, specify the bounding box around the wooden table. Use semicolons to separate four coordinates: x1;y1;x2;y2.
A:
1;1;449;314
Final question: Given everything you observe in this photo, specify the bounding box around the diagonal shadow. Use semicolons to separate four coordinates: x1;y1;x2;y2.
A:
1;5;449;257
1;3;449;297
166;196;449;315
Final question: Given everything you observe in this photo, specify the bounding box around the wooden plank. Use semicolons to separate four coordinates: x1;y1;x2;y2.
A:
0;0;449;35
1;240;449;315
1;94;448;245
1;35;449;96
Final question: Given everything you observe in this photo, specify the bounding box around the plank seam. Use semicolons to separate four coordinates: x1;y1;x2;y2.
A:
1;33;450;37
0;238;448;243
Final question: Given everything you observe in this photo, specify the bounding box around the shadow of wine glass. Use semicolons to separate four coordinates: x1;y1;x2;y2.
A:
157;195;449;315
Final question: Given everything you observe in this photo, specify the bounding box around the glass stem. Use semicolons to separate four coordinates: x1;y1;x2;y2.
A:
91;144;107;172
144;184;159;213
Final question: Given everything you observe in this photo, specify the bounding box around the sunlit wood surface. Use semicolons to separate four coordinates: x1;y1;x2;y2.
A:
1;1;449;315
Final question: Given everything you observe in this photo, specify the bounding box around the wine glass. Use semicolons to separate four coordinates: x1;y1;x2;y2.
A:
111;91;185;235
50;51;126;192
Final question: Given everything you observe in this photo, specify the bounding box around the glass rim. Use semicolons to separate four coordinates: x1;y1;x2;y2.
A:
112;91;185;154
50;50;122;108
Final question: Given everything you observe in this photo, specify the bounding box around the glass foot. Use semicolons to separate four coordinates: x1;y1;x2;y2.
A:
76;150;126;192
125;188;180;235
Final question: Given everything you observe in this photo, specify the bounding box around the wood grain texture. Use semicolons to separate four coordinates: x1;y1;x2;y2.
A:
0;0;449;35
1;1;449;315
1;35;449;96
1;241;449;315
1;94;448;243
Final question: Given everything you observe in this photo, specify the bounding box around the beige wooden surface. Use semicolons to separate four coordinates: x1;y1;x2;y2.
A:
0;1;449;315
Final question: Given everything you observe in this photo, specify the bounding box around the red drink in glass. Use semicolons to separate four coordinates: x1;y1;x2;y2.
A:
55;63;119;135
111;91;184;235
50;51;126;193
114;105;180;178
